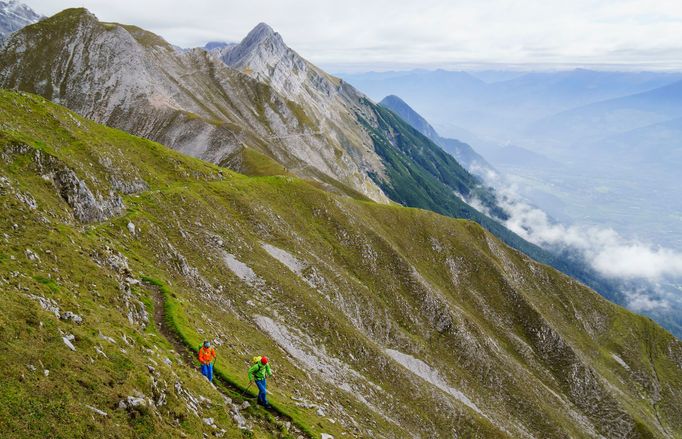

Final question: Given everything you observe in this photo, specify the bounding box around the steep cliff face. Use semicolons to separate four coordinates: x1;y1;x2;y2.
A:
2;90;681;438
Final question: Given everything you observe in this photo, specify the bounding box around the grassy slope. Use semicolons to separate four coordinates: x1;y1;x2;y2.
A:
0;92;305;438
360;101;628;312
1;90;682;438
358;103;547;258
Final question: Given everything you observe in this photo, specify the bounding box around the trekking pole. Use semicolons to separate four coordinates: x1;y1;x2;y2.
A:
240;382;253;397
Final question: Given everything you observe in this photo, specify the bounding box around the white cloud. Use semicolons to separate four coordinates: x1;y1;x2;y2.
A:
592;245;682;280
476;176;682;281
623;288;670;312
22;0;682;70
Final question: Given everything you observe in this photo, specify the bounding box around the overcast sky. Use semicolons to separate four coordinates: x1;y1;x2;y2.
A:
22;0;682;71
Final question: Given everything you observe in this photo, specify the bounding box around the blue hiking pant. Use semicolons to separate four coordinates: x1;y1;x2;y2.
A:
255;379;268;406
201;363;214;382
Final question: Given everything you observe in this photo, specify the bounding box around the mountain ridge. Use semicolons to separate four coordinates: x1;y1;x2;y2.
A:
0;8;390;203
379;94;496;177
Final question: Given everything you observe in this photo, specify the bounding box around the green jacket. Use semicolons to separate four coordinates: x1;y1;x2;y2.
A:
248;362;272;381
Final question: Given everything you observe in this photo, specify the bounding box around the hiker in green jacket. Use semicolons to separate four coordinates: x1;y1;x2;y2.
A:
248;355;273;408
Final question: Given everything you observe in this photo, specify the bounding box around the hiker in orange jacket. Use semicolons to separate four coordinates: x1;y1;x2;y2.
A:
198;341;217;382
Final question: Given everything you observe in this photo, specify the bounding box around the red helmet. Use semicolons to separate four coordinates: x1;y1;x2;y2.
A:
261;356;268;365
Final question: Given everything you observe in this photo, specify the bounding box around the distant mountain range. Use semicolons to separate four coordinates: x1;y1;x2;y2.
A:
378;94;496;177
0;0;40;40
531;79;682;147
338;68;682;146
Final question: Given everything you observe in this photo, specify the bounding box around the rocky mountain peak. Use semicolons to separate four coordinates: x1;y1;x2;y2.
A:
247;22;278;42
216;20;330;106
0;0;38;18
221;21;287;68
380;94;440;141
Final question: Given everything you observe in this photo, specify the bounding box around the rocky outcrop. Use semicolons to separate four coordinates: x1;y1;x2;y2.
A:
1;141;124;222
52;166;124;223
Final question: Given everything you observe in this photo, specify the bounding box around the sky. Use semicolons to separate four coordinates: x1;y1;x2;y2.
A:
21;0;682;72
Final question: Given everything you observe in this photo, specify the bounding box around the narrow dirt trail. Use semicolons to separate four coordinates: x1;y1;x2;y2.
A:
143;281;310;438
149;283;200;368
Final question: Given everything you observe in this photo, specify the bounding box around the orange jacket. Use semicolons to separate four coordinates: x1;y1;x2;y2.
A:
198;346;216;364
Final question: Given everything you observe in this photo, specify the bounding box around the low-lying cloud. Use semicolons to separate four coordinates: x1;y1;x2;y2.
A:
623;288;671;312
467;159;682;321
471;171;682;282
500;197;682;280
